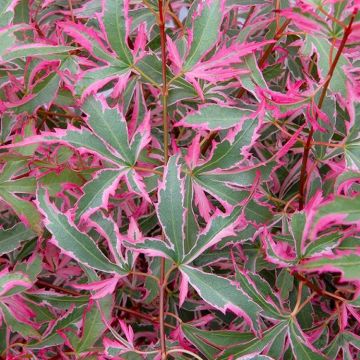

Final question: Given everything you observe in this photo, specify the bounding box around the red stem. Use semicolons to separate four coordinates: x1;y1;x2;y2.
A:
298;12;356;210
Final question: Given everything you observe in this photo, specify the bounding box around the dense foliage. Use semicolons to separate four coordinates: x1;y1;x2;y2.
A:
0;0;360;358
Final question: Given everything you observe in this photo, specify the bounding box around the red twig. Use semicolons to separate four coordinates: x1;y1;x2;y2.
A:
298;12;356;210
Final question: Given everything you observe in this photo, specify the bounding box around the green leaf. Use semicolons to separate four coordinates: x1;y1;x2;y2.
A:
235;271;286;320
90;212;126;266
11;58;73;114
24;302;53;323
180;265;261;332
180;105;253;130
28;306;85;349
219;321;288;359
0;0;17;27
182;323;254;358
183;206;241;264
0;177;36;193
184;175;199;254
37;187;124;274
0;25;24;58
301;35;348;98
1;191;41;234
42;127;123;165
345;103;360;170
76;65;130;96
239;53;268;98
75;169;125;222
194;175;248;205
303;232;342;257
125;238;177;261
276;268;294;300
15;71;60;113
103;0;133;64
74;296;113;354
0;271;32;298
63;22;122;64
299;253;360;281
325;331;360;359
0;222;35;256
194;119;259;173
82;96;133;164
39;168;87;196
0;303;41;338
2;45;76;62
25;292;89;310
288;320;327;359
184;0;222;70
199;161;275;187
314;195;360;225
157;156;185;262
290;211;306;258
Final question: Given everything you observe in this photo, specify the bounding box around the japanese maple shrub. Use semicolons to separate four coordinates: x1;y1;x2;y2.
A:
0;0;360;358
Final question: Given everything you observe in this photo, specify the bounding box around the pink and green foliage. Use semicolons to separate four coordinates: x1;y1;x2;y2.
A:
1;0;360;358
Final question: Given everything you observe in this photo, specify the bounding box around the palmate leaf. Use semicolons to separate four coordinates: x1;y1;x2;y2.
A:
187;118;273;221
1;0;360;355
180;265;262;333
36;187;125;274
5;95;150;221
135;53;197;97
60;21;131;97
155;157;248;264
